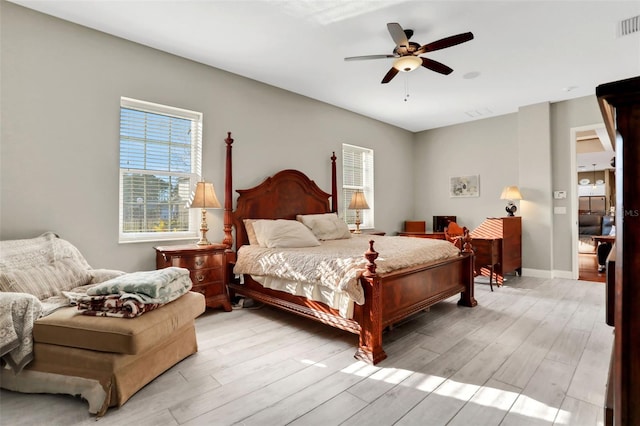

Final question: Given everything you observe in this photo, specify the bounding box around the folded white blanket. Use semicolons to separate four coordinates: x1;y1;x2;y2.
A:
0;292;42;373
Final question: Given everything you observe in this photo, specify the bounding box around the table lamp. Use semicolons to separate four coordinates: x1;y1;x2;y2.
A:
348;191;370;234
190;181;221;245
500;185;523;216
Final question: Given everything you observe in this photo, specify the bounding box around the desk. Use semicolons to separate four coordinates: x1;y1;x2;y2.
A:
593;235;616;244
472;237;501;291
397;232;445;240
470;217;522;286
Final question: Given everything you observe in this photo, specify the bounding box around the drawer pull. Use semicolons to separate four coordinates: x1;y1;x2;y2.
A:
195;258;205;267
196;274;205;282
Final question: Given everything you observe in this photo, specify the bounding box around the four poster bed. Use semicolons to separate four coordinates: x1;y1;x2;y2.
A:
222;133;476;364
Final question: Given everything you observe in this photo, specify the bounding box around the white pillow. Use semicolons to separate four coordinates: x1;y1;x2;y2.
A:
252;219;321;248
297;213;351;240
243;219;260;245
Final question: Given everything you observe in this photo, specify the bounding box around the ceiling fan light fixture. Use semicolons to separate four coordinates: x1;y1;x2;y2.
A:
393;55;422;72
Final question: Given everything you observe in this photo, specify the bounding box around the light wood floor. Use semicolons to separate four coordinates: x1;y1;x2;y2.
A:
1;276;613;426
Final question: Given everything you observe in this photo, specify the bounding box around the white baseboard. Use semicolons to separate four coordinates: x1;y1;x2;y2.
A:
521;268;553;278
552;270;576;279
519;268;575;280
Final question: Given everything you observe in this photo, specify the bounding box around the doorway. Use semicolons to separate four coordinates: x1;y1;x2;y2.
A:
571;124;614;282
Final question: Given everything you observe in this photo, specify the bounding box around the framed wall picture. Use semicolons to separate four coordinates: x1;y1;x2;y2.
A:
450;175;479;198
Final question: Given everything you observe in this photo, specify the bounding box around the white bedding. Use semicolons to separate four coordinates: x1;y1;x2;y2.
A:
233;235;460;317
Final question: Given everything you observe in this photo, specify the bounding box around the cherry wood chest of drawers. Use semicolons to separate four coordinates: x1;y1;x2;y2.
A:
155;243;231;311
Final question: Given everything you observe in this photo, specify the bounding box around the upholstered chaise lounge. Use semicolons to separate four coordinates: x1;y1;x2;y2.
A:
0;232;206;416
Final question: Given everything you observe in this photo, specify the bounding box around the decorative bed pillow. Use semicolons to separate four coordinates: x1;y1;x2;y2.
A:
251;219;321;248
0;258;93;300
297;213;351;240
0;232;56;270
243;219;260;245
52;236;92;269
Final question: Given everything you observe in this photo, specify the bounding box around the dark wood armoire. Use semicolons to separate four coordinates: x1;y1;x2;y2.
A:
597;75;640;426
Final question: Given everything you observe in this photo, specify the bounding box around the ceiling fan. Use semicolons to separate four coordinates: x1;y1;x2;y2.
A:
345;23;474;84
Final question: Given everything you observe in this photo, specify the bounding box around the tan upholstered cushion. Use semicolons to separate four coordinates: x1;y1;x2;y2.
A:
33;291;205;355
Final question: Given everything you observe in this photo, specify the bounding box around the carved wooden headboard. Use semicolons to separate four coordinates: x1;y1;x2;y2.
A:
222;133;338;249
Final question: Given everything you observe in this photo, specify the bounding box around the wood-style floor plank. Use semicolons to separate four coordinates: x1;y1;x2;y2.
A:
0;277;612;426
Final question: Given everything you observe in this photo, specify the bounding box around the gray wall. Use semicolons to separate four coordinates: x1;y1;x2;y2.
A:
1;2;606;277
0;2;414;271
412;113;519;231
414;97;603;276
551;96;606;274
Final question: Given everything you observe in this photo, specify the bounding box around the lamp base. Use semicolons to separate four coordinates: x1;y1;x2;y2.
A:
505;203;517;217
196;208;211;245
196;236;211;246
353;217;362;234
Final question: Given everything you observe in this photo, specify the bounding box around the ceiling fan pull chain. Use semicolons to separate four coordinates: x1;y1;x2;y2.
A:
404;74;410;102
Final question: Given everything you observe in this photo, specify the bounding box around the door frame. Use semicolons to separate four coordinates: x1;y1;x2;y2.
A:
570;122;607;279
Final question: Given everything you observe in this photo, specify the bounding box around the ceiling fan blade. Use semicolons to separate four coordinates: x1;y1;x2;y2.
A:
387;22;409;47
381;67;399;84
421;57;453;75
344;54;397;61
417;32;474;54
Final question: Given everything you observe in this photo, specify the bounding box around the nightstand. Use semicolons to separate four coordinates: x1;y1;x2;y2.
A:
154;243;231;311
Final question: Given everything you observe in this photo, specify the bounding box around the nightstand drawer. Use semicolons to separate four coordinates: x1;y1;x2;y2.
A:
191;281;225;299
190;268;223;285
170;253;223;269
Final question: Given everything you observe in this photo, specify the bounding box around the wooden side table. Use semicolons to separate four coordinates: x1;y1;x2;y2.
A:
472;237;501;291
154;243;231;311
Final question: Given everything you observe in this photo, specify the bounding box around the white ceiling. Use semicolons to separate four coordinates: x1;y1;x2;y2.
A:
10;0;640;133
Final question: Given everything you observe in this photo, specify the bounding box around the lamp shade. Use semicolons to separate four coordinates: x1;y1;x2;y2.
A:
348;191;370;210
393;56;422;72
500;186;523;200
190;182;221;209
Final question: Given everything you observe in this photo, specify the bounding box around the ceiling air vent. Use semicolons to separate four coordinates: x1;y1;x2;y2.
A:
619;15;640;37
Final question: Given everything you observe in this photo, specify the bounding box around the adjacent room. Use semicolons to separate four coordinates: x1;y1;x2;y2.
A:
2;1;639;425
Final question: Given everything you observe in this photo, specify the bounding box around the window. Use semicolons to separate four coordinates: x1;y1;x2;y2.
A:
342;144;374;229
119;97;202;243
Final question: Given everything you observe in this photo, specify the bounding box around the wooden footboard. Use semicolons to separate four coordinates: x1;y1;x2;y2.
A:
354;241;476;364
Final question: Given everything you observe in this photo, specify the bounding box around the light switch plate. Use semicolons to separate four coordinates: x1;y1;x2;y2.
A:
554;206;567;214
554;190;567;199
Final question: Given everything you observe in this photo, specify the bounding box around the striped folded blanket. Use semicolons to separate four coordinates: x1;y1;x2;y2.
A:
76;294;162;318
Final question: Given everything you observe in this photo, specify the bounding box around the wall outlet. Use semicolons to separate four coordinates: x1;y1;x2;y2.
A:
554;206;567;214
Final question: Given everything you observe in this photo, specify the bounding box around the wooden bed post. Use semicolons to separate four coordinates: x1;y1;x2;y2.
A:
458;228;478;307
331;152;338;213
222;132;234;250
355;240;387;364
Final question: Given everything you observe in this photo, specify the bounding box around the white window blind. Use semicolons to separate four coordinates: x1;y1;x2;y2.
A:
342;144;374;229
119;97;202;243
